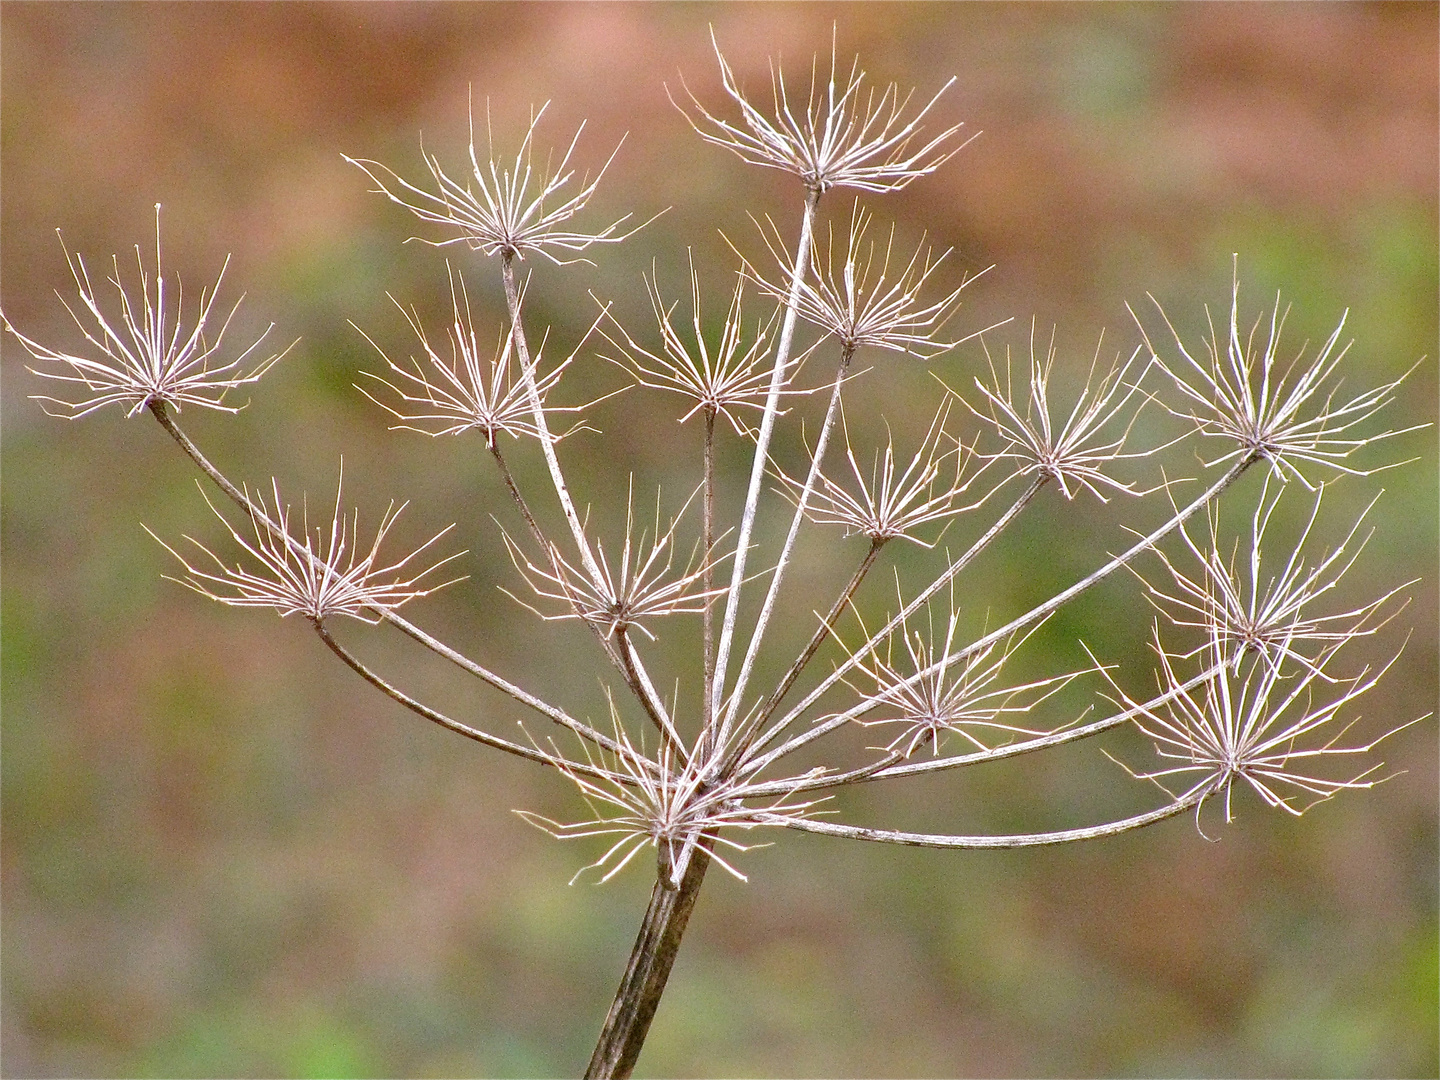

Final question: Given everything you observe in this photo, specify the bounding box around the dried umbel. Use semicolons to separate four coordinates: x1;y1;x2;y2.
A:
7;27;1425;1080
676;27;971;194
6;204;293;418
346;95;646;263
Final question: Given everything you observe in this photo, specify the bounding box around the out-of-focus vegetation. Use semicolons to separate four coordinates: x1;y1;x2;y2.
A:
2;4;1435;1077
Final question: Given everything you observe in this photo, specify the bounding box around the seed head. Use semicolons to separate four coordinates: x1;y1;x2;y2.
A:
1145;479;1410;678
1120;627;1420;826
354;264;596;444
8;205;291;419
956;323;1154;501
745;202;986;358
347;95;643;264
151;469;464;623
1141;259;1421;489
598;253;799;436
676;27;970;194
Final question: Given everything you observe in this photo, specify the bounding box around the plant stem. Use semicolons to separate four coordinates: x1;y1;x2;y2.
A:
702;407;717;735
149;402;631;759
499;255;678;732
708;189;820;743
585;849;712;1080
720;343;856;756
757;535;884;729
489;438;549;550
311;618;624;779
501;255;604;585
777;787;1205;848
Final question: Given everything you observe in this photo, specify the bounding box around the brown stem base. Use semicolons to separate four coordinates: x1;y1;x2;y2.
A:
584;849;711;1079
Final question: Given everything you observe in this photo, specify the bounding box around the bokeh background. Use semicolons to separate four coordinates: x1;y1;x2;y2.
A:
3;3;1436;1077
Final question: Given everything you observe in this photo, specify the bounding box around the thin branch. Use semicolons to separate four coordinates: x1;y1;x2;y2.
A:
707;188;821;755
757;535;885;731
148;402;633;760
740;665;1219;797
312;618;623;782
750;456;1255;774
773;788;1204;849
500;255;680;740
741;474;1046;771
718;341;857;760
702;407;718;734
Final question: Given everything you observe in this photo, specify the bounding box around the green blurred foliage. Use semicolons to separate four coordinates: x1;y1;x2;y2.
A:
3;3;1435;1078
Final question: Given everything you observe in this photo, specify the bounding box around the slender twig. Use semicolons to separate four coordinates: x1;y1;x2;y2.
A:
750;455;1254;775
500;254;679;740
149;401;635;759
702;407;718;734
312;618;623;782
775;787;1204;848
720;342;857;761
707;188;821;753
740;666;1219;797
759;535;885;730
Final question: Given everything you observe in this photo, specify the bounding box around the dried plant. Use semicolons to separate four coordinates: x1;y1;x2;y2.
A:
150;469;465;624
1137;261;1424;488
6;29;1426;1080
5;204;293;418
353;263;590;443
345;94;645;263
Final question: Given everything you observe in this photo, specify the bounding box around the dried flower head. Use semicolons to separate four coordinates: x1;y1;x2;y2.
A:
851;595;1081;757
598;253;797;436
1122;630;1418;825
778;403;995;546
677;27;970;194
1141;259;1420;489
354;263;593;444
347;95;641;264
151;469;464;623
503;482;724;642
1146;480;1410;678
517;708;825;885
7;205;291;419
957;323;1153;501
746;203;985;357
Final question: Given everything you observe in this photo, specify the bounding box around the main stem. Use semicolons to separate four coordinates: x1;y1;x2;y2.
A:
585;848;712;1080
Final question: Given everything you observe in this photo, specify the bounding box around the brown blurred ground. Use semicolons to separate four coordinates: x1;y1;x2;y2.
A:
2;4;1436;1077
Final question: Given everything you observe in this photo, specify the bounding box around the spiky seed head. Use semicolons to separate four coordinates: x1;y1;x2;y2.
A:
8;204;292;419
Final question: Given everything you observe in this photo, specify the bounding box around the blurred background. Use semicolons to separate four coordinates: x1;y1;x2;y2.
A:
2;3;1435;1077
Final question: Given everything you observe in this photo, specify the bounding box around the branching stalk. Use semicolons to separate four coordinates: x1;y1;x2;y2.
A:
750;455;1254;775
740;666;1219;797
759;535;885;730
14;36;1412;1080
702;406;718;735
499;253;678;738
742;475;1047;770
708;189;820;752
776;788;1204;848
719;342;857;760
